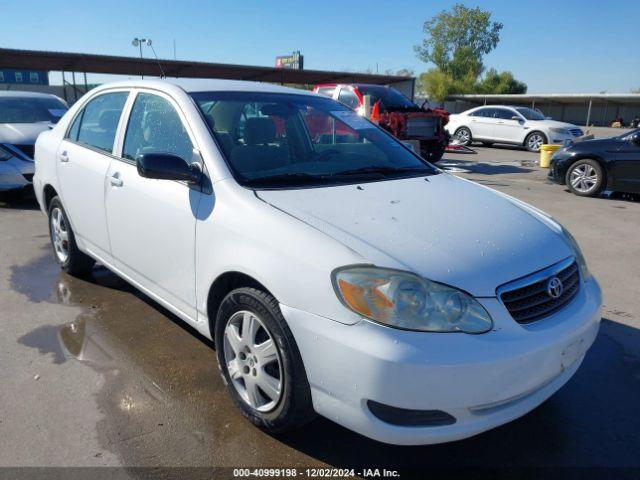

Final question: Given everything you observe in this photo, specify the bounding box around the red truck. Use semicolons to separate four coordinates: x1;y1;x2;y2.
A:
313;83;450;163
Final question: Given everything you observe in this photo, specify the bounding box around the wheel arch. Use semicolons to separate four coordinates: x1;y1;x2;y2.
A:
206;271;276;342
43;184;59;211
523;130;547;146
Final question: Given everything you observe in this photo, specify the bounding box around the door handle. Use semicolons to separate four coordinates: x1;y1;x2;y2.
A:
59;151;69;163
109;173;123;187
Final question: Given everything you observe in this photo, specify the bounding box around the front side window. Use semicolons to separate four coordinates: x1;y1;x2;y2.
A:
337;88;360;110
515;107;545;121
191;92;438;189
0;96;68;124
123;93;194;163
74;92;128;153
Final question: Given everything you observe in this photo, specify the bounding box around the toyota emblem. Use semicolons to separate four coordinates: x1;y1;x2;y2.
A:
547;277;564;299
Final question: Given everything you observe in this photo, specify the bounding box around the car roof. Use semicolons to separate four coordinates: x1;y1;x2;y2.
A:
90;78;317;96
0;90;63;100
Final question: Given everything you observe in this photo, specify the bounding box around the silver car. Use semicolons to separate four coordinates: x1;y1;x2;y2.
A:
0;91;68;191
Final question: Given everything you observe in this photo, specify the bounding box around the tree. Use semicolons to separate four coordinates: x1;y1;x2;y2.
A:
415;4;502;79
414;4;527;102
477;69;527;95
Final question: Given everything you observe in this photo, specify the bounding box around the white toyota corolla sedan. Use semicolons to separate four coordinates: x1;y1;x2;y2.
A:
34;79;601;445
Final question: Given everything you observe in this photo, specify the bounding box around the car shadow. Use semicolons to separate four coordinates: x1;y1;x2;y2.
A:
439;158;534;175
0;188;40;211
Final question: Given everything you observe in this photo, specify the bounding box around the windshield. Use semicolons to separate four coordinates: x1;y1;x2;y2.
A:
191;92;438;189
356;86;418;110
0;96;68;124
514;107;545;121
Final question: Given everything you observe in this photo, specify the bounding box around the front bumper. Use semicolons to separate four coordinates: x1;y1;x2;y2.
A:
0;157;34;191
283;276;601;445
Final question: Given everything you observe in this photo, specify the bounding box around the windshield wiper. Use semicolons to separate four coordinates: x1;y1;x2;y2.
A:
331;165;434;178
246;172;331;187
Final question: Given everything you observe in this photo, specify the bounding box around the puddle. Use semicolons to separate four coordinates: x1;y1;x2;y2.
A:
10;253;322;469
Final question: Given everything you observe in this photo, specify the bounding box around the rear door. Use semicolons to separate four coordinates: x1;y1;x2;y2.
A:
613;135;640;193
104;90;203;322
56;90;129;262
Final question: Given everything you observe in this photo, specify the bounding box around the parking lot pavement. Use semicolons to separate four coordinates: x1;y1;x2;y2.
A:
0;148;638;476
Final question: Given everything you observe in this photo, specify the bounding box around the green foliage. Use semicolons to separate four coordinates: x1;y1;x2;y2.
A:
415;3;502;78
477;69;527;95
414;3;527;101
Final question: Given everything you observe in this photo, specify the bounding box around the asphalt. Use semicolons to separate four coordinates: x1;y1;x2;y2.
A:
0;145;639;478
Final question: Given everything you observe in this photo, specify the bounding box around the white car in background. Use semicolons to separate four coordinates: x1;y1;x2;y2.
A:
0;91;68;191
446;105;583;152
34;79;601;445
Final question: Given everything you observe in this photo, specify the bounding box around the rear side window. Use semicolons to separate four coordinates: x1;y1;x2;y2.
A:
337;88;360;110
316;87;335;98
122;93;194;163
72;92;128;153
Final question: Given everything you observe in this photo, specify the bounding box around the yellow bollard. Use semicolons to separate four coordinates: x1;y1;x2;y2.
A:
539;144;562;168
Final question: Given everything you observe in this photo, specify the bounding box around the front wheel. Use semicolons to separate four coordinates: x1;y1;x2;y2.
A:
565;159;605;197
215;287;315;433
48;196;95;276
525;131;547;152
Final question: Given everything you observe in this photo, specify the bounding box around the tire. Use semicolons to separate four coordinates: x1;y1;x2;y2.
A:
215;287;315;433
454;127;472;146
565;159;605;197
48;196;95;276
525;131;547;152
420;143;445;163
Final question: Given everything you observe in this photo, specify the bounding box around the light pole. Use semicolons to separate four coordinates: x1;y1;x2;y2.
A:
132;37;152;78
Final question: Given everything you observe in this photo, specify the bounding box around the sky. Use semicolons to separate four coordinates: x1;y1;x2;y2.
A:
2;0;639;93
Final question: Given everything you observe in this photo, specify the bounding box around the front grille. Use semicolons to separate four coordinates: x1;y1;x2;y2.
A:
406;118;437;138
499;260;580;324
570;128;583;137
13;144;35;159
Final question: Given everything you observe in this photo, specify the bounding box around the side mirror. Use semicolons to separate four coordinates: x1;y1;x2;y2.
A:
137;153;201;183
510;115;520;121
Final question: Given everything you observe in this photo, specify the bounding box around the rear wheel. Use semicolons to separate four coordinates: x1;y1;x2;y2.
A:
454;127;472;146
215;287;315;433
525;131;547;152
566;159;605;197
48;196;95;276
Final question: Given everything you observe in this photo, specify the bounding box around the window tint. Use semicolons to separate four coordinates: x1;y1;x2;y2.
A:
495;108;517;120
75;92;128;153
0;96;68;124
337;88;359;109
123;93;194;163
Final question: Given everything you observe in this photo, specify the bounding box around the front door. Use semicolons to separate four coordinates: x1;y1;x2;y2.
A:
105;90;204;322
613;135;640;193
56;90;129;262
493;108;525;143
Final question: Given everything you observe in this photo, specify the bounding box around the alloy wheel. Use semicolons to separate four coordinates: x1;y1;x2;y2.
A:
223;310;283;412
456;129;470;144
527;133;544;151
569;164;598;193
50;207;69;263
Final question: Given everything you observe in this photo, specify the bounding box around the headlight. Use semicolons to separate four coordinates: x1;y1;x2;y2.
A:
550;127;570;135
561;226;590;280
332;266;493;333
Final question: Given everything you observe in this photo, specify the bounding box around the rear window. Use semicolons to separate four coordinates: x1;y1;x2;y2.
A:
0;96;68;124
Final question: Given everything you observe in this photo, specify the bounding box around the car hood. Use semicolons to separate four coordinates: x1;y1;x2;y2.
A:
0;123;52;144
530;119;578;130
257;174;573;297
